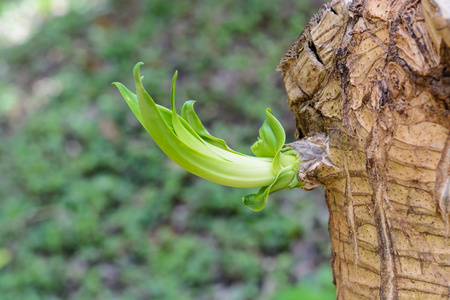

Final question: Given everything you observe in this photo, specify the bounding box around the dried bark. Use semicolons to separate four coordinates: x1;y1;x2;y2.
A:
279;0;450;299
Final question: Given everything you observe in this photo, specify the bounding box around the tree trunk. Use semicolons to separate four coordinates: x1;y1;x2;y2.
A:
278;0;450;299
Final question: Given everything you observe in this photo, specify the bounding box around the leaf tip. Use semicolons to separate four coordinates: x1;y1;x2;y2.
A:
133;62;145;84
242;187;269;211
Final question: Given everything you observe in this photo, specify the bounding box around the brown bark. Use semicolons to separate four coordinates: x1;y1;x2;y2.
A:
278;0;450;299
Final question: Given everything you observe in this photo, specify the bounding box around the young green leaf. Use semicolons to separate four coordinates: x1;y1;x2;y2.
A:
181;100;241;154
251;109;286;158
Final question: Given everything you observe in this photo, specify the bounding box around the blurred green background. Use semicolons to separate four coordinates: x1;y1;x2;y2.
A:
0;0;334;299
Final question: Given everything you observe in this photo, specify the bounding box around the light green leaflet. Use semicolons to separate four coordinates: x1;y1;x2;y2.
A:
113;62;303;211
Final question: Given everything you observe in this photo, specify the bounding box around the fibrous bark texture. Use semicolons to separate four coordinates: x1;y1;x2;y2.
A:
279;0;450;299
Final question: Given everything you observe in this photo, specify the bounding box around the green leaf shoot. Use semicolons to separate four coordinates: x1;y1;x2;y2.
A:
113;63;303;211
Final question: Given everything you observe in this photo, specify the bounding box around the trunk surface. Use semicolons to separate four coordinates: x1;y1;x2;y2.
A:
279;0;450;299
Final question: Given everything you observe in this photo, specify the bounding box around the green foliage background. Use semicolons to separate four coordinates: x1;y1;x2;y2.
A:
0;0;333;299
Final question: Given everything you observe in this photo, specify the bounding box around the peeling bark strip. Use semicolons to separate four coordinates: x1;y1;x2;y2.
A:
279;0;450;299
